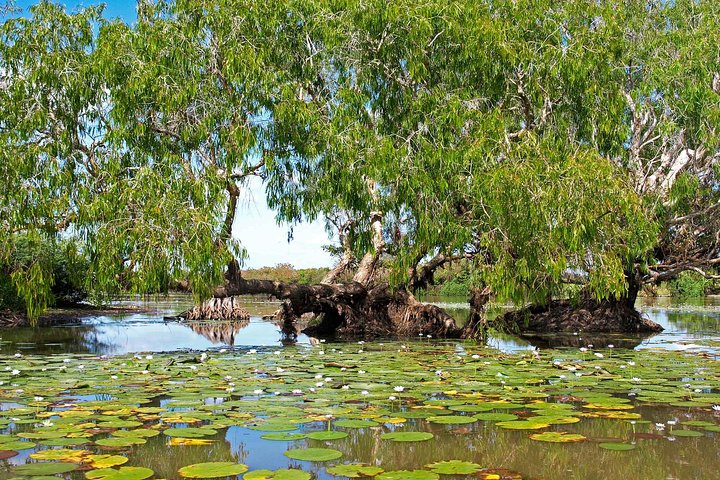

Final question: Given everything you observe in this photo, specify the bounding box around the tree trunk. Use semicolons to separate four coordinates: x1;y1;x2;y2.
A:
182;296;250;321
463;286;492;340
203;275;462;339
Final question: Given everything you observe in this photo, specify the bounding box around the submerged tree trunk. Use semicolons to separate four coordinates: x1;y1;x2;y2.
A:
495;271;662;333
195;273;462;339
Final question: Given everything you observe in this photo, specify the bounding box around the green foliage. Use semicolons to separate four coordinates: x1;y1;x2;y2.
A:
0;235;87;322
1;0;718;318
669;272;710;298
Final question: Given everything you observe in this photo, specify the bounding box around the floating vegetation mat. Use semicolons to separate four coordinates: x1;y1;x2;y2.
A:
1;343;719;479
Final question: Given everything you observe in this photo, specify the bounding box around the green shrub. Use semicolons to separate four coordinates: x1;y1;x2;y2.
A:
439;278;470;297
669;271;709;298
0;236;88;316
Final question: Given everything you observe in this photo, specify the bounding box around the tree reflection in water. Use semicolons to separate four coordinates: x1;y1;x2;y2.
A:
186;319;251;346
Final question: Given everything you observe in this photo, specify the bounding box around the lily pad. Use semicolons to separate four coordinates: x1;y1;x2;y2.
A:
13;463;79;476
306;431;349;441
244;469;312;480
426;415;476;425
260;433;308;441
86;467;155;480
326;464;384;478
178;462;249;478
284;447;343;462
380;432;434;442
426;460;483;475
529;432;586;443
598;443;636;451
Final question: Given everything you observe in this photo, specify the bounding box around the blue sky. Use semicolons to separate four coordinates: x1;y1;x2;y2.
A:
12;0;336;269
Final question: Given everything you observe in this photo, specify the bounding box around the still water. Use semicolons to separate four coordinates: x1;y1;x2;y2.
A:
1;297;719;480
1;296;719;355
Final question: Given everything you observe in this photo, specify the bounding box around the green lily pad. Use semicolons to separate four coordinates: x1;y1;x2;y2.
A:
496;421;550;430
326;464;384;478
13;463;79;476
426;460;483;474
599;443;636;451
671;429;704;437
529;432;586;443
260;432;308;441
306;431;349;441
178;462;249;478
244;469;312;480
380;432;434;442
95;437;147;447
0;441;37;451
426;415;476;424
333;420;379;428
284;447;343;462
86;467;155;480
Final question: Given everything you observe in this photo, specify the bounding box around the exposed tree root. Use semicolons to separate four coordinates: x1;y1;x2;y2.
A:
182;296;250;321
495;297;663;333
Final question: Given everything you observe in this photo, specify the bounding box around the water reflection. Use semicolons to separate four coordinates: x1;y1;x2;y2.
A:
186;320;250;345
0;295;719;355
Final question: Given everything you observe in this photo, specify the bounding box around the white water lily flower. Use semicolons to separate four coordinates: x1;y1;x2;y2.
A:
189;365;198;371
358;349;364;353
594;353;604;358
358;370;366;374
273;350;281;355
34;396;44;401
342;385;350;390
63;358;72;363
579;347;588;353
11;369;20;375
315;374;323;379
712;405;720;411
435;370;443;375
14;353;22;358
219;349;227;353
628;361;636;366
276;367;285;373
608;344;615;348
319;351;325;355
309;388;316;392
248;349;257;354
361;390;369;395
141;370;149;374
389;396;397;401
145;355;153;360
77;365;85;370
224;376;233;381
667;420;677;426
41;419;54;427
393;386;405;392
472;354;480;359
315;382;324;387
254;389;264;395
655;423;665;430
325;377;333;382
111;375;118;379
